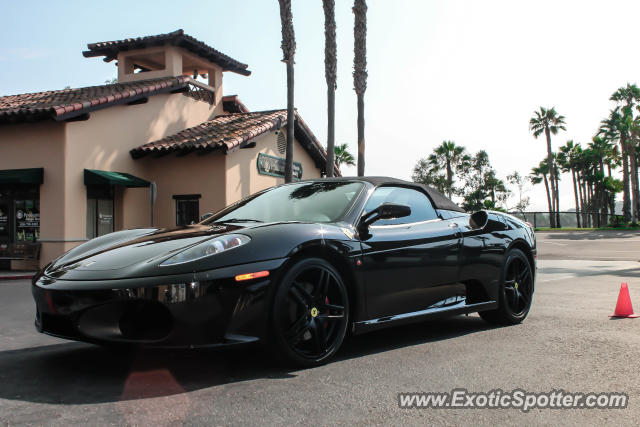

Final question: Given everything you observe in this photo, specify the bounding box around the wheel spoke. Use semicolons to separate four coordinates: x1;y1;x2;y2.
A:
505;286;518;309
309;318;327;354
324;302;344;312
504;279;516;287
289;287;308;307
317;313;344;321
292;281;313;303
315;269;330;299
518;268;531;284
519;288;530;306
285;313;311;343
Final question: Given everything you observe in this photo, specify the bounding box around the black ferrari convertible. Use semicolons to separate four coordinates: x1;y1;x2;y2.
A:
32;177;536;366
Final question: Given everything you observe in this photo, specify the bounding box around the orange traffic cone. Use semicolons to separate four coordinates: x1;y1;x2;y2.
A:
610;282;639;318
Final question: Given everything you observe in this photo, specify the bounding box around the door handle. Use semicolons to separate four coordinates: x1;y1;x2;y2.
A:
449;222;462;238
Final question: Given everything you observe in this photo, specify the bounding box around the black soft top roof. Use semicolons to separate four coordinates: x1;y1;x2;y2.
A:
316;176;465;213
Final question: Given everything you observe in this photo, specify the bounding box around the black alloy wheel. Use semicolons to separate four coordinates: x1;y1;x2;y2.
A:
479;248;533;325
271;258;349;367
503;253;533;316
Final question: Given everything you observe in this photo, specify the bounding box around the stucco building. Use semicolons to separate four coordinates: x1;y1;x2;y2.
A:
0;30;336;270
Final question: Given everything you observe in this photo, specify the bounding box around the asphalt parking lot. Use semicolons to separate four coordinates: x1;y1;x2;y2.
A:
1;230;640;425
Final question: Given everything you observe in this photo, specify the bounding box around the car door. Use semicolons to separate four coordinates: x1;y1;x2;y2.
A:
358;186;462;320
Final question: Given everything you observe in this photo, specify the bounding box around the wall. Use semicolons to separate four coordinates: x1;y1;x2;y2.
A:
64;92;217;240
0;121;67;269
225;125;322;205
0;99;325;269
138;153;227;228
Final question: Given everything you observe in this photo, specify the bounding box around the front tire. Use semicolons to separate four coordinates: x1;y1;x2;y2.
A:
270;258;349;367
479;248;533;325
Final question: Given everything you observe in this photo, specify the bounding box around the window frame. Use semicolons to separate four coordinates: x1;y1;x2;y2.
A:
174;194;201;226
362;185;441;228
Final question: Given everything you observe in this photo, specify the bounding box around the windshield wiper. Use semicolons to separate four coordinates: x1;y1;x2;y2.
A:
214;218;263;223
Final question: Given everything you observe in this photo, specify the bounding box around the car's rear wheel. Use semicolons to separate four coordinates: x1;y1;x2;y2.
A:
270;258;349;367
479;248;533;325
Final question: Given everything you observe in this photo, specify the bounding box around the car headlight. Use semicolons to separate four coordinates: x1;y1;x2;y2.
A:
160;234;251;266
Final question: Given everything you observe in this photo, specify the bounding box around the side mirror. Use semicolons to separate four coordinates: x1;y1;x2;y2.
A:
200;212;213;221
469;210;488;230
360;203;411;229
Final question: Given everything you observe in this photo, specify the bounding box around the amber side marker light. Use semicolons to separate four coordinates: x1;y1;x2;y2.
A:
235;270;270;281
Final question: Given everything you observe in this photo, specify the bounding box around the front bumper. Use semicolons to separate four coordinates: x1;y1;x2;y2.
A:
31;258;287;348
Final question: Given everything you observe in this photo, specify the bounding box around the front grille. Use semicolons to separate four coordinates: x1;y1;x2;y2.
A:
40;312;77;337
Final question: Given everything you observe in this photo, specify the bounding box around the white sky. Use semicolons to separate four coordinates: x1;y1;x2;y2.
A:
3;0;640;210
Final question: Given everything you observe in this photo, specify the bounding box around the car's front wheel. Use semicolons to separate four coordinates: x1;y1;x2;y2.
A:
270;258;349;367
479;248;534;325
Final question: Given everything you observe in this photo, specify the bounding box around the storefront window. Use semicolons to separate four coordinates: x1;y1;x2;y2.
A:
0;201;10;242
174;195;200;226
15;199;40;242
0;185;40;244
87;186;114;238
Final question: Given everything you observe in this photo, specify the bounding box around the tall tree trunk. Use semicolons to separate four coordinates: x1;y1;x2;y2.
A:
544;127;556;227
323;0;337;177
356;94;365;176
325;87;335;177
577;172;587;226
445;158;452;198
599;161;607;226
555;172;561;227
353;0;367;177
628;142;640;224
278;0;296;183
589;183;596;227
620;136;631;221
284;61;295;182
543;174;553;227
571;169;580;228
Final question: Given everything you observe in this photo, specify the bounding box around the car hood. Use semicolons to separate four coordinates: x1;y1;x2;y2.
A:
43;221;355;281
46;223;250;277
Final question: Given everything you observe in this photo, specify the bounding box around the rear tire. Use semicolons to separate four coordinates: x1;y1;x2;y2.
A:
479;248;533;325
269;258;349;368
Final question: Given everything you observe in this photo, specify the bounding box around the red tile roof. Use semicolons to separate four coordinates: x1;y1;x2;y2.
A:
222;95;249;113
131;110;340;176
83;29;251;76
0;76;191;124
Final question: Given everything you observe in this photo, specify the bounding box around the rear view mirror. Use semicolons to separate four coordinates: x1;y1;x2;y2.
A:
360;203;411;228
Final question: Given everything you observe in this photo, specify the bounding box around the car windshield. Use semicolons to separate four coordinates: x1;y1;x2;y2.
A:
203;181;364;224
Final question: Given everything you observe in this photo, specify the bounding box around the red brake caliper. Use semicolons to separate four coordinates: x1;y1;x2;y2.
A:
324;297;330;328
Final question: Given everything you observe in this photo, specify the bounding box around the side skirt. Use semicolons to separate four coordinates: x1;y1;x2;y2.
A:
351;300;498;335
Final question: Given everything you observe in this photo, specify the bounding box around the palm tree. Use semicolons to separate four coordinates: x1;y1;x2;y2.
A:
610;84;640;223
629;115;640;219
427;141;470;199
353;0;367;176
323;0;337;177
530;161;553;225
529;107;566;228
278;0;296;183
557;140;581;227
334;143;356;168
599;109;630;222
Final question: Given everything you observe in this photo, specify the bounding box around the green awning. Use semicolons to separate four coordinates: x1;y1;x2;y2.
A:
84;169;150;188
0;168;44;185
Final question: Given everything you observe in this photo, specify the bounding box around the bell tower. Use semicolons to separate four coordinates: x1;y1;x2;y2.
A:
83;29;251;107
